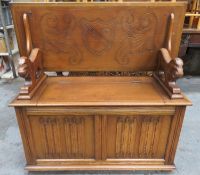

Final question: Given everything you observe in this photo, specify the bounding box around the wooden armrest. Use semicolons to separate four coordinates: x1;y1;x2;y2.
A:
18;48;46;100
17;13;47;100
154;48;184;99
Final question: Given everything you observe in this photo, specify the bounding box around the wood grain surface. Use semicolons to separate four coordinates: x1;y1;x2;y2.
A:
10;76;191;106
11;2;186;71
10;2;190;171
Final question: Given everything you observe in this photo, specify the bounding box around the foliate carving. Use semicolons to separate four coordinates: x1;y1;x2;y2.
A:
80;18;115;56
39;11;158;66
121;12;156;35
41;13;82;65
115;12;157;65
41;13;76;38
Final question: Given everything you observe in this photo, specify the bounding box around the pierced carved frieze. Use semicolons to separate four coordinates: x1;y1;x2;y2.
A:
80;18;115;56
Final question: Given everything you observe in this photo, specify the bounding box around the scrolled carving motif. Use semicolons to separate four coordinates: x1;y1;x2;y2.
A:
41;13;82;65
122;12;156;35
41;13;76;38
116;11;157;65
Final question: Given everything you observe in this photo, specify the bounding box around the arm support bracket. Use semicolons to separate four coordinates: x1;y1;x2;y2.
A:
154;48;184;99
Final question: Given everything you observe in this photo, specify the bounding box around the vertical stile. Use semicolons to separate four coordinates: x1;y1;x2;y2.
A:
189;0;197;28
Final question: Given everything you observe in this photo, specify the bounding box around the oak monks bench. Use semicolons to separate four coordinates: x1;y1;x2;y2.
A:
10;1;191;172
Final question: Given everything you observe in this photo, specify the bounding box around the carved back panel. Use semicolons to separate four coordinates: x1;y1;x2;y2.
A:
11;2;186;71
